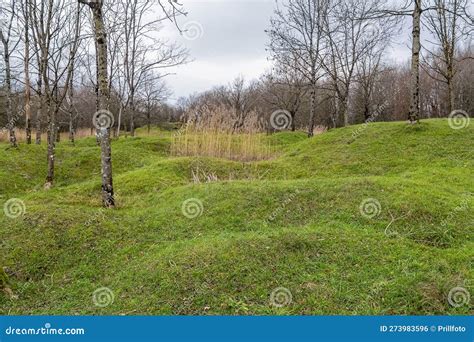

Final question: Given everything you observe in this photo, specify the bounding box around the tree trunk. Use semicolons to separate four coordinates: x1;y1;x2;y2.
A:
291;112;296;132
69;117;75;144
342;96;349;127
147;108;151;134
24;1;32;145
1;34;17;148
45;105;55;186
307;83;316;137
445;0;457;116
81;0;115;208
41;37;61;188
363;106;369;122
447;68;455;115
116;103;122;138
96;9;115;207
36;80;43;144
94;38;101;146
332;91;338;127
408;0;422;123
130;96;135;137
95;86;100;145
68;51;76;144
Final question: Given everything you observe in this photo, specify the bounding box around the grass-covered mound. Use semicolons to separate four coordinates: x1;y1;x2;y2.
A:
0;119;472;315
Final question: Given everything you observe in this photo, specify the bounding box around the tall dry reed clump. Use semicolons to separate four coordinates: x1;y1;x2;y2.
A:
171;105;277;162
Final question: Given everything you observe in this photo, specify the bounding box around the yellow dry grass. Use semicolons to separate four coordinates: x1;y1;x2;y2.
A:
170;105;279;161
0;128;93;143
171;126;277;162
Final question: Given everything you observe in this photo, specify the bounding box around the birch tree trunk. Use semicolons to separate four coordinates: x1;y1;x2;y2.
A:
94;39;101;146
130;95;135;137
24;0;32;144
308;86;317;137
445;2;456;115
408;0;422;123
307;72;317;138
68;72;75;144
41;3;55;186
447;76;454;114
79;0;115;208
67;35;76;144
0;30;17;148
35;79;42;144
342;97;349;127
147;107;151;134
45;105;55;185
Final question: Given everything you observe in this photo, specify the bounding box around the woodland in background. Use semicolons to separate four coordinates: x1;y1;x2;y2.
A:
2;50;474;136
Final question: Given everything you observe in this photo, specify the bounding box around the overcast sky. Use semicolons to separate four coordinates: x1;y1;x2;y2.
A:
163;0;412;102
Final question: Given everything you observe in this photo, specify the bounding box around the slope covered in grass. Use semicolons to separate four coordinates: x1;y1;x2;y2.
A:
0;119;472;315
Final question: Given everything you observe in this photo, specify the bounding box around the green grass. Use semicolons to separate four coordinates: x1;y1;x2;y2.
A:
0;119;472;315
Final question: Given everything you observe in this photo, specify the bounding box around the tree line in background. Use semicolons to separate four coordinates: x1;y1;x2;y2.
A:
178;0;472;136
0;0;472;207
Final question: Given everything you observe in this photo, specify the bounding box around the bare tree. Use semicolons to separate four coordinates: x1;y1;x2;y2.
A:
261;61;308;131
119;0;187;137
267;0;329;137
28;0;82;186
423;0;470;114
322;0;395;126
354;48;385;121
140;71;171;134
213;76;259;132
65;12;85;144
0;0;20;147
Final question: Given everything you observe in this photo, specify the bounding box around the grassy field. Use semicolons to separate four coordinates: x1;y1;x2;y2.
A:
0;119;472;315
